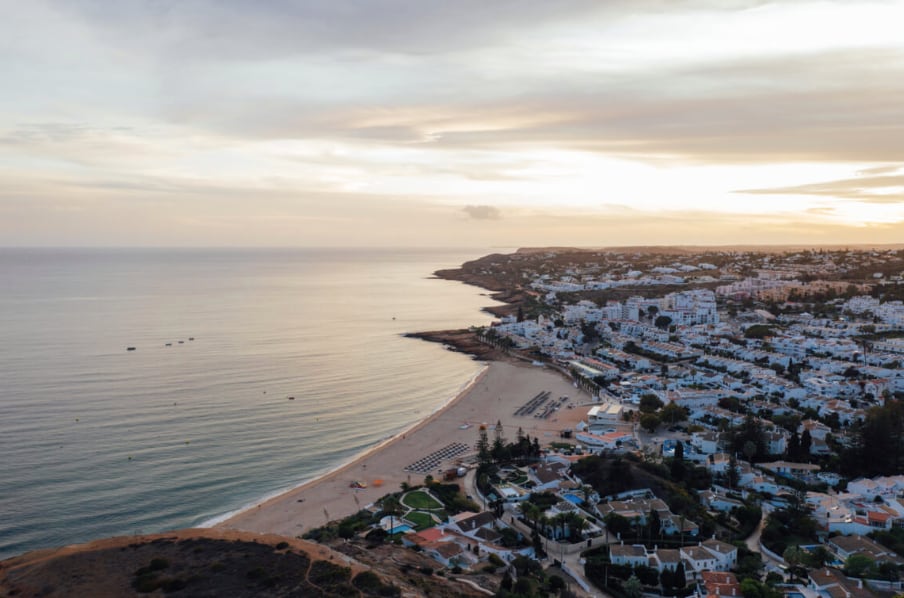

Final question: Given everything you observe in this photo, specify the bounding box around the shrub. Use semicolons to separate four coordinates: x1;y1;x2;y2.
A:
149;558;169;571
132;574;160;593
275;541;289;550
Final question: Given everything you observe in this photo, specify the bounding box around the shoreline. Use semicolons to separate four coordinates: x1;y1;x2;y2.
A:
201;365;490;528
214;363;493;532
216;358;590;538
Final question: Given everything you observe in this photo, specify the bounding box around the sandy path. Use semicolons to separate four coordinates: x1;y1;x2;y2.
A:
216;360;592;537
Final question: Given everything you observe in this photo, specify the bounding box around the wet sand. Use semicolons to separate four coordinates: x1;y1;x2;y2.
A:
216;360;592;537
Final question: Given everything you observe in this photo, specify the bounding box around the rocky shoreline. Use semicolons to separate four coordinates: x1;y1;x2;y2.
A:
409;256;531;359
403;329;502;360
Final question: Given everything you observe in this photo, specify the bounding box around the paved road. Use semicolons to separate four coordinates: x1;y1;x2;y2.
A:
744;504;786;575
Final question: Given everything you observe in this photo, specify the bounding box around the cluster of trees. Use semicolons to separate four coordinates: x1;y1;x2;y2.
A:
584;557;689;598
842;553;900;581
498;555;569;598
743;325;774;339
760;491;819;555
476;423;542;468
728;415;768;463
637;394;688;433
570;455;634;496
520;498;588;543
871;527;904;559
784;429;813;461
840;400;904;477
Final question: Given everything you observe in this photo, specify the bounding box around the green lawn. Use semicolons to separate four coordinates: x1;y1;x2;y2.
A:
402;490;443;510
405;511;438;531
507;473;529;485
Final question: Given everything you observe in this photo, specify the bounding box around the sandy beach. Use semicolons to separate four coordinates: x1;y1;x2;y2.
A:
217;359;593;538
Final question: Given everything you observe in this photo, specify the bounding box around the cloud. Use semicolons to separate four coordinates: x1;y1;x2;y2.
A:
463;205;502;220
50;1;772;60
858;165;902;176
738;173;904;204
142;46;904;167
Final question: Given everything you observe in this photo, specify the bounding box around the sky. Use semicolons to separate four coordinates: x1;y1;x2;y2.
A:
2;0;904;248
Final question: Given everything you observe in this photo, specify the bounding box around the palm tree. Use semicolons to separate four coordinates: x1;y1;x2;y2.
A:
521;502;539;528
538;515;551;539
565;512;586;541
382;495;401;535
554;513;569;541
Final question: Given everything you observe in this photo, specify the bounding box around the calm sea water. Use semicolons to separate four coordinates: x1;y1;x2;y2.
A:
0;248;500;559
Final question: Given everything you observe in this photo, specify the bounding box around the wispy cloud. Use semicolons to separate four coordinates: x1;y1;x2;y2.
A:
739;172;904;204
463;205;502;220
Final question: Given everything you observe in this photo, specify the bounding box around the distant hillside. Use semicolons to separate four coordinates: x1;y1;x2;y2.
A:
515;243;904;254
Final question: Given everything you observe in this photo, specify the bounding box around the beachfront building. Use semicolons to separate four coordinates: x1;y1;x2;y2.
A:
586;402;624;427
575;430;633;452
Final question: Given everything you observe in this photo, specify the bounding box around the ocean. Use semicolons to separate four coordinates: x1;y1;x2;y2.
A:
0;247;500;560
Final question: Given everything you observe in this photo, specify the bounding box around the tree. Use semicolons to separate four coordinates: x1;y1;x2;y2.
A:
624;574;642;598
800;429;812;457
649;509;662;540
381;495;401;535
661;402;687;424
841;400;904;477
671;442;686;481
521;502;540;527
783;546;806;581
492;420;507;463
655;315;673;330
513;577;533;595
640;393;664;413
786;431;801;461
604;513;632;539
727;454;740;489
476;426;491;466
731;414;766;462
740;578;764;598
744;325;773;339
843;366;861;379
844;554;875;578
743;440;757;462
640;413;660;433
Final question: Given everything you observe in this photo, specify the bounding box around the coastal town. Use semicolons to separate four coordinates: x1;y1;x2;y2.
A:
306;246;904;598
7;246;904;598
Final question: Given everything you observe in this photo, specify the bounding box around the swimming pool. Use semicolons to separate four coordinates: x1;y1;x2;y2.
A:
388;525;413;534
563;493;584;505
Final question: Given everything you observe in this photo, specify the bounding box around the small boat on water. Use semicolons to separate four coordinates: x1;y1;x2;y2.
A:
126;347;136;351
189;337;195;341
